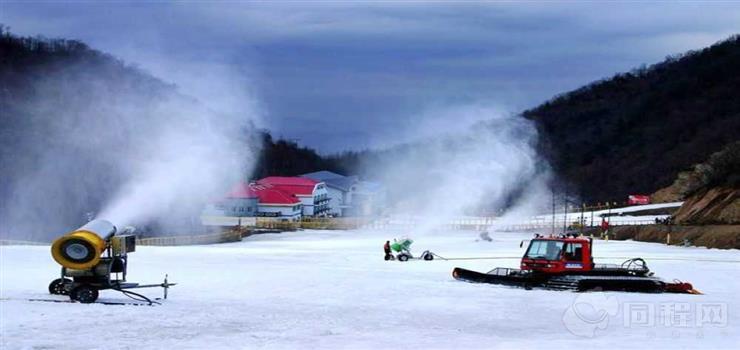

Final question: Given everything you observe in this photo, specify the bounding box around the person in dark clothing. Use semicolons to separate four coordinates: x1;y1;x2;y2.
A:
383;240;392;260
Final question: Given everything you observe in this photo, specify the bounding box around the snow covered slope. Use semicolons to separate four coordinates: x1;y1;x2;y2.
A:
1;229;738;349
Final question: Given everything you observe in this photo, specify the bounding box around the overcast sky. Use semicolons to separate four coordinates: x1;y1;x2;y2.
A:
2;1;739;152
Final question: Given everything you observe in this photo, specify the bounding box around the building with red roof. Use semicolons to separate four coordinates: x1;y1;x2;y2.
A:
248;182;302;220
209;182;259;218
203;181;303;223
257;176;330;216
202;176;331;226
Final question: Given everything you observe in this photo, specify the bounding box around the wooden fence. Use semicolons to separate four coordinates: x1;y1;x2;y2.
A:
0;217;663;248
0;239;49;246
238;216;660;233
246;217;497;231
0;231;243;248
136;230;242;246
491;219;660;232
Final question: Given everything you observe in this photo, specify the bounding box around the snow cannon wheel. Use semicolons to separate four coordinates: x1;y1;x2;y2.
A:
70;285;99;304
398;253;410;262
422;251;434;261
48;278;71;295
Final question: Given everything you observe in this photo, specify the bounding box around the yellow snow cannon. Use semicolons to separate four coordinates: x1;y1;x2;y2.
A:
47;220;174;304
51;219;115;270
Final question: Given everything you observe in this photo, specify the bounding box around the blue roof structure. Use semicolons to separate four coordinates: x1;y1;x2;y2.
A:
301;171;358;192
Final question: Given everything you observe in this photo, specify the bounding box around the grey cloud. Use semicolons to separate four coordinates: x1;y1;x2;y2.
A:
2;1;739;151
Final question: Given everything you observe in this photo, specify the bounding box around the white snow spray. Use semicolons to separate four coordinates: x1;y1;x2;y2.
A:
96;103;258;231
96;78;260;233
362;104;551;235
0;53;260;240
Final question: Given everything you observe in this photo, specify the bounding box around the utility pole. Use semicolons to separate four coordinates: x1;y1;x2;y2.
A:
580;203;585;234
551;189;556;235
563;189;568;234
590;205;594;228
604;202;612;238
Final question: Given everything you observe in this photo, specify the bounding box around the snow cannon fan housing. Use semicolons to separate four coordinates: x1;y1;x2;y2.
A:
51;219;134;270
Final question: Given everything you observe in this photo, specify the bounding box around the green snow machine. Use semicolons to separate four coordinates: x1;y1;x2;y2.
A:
391;237;434;262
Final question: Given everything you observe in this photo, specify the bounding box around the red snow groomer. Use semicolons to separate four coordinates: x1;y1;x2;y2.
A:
452;234;700;294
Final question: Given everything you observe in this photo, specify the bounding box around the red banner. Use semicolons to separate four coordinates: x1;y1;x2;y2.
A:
627;195;650;205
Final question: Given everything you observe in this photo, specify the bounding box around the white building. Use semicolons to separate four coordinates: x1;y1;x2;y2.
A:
301;171;385;217
301;171;357;216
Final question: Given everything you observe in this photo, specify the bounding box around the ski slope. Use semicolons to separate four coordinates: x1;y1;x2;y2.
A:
1;229;738;349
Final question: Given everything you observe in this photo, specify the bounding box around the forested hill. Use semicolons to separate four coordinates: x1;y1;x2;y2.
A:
523;35;740;202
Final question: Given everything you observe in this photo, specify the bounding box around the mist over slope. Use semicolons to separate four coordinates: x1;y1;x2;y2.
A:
0;29;258;240
13;29;740;238
0;29;552;239
353;110;551;219
525;35;740;202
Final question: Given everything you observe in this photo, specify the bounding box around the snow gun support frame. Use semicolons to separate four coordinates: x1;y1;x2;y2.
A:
48;219;176;304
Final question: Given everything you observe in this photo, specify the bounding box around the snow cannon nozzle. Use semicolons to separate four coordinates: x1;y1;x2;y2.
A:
51;219;118;269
